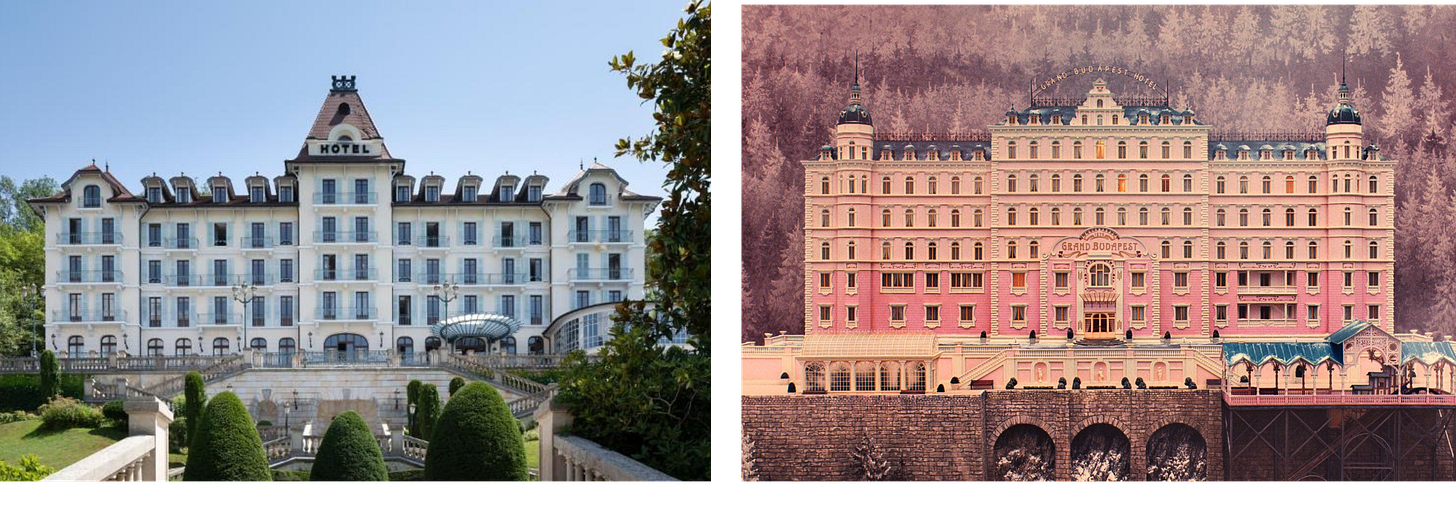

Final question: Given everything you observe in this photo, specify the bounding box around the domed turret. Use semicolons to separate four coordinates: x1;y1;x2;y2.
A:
1325;73;1365;159
833;74;875;161
837;81;872;125
1326;81;1361;125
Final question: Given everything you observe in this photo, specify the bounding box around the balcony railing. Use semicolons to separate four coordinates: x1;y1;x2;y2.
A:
492;234;522;248
314;306;377;321
313;231;377;243
397;236;450;248
57;270;124;283
315;268;377;281
201;274;274;287
56;232;124;245
567;230;634;244
197;312;242;326
312;191;377;205
1238;285;1299;296
51;310;127;323
163;274;200;287
568;268;633;281
164;237;199;249
240;236;275;249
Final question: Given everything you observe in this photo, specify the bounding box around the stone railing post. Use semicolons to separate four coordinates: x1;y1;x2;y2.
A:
289;423;305;455
115;377;129;399
123;396;174;481
391;431;404;457
535;398;573;481
86;377;97;401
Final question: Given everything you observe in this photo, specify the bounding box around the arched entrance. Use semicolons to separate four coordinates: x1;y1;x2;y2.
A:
324;333;368;360
1071;423;1130;481
992;424;1055;481
1146;423;1207;481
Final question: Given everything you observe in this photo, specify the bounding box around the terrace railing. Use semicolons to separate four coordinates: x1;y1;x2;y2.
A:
42;397;172;482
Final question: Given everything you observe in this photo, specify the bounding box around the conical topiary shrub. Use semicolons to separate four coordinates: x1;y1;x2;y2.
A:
310;410;388;481
183;391;271;481
424;382;527;481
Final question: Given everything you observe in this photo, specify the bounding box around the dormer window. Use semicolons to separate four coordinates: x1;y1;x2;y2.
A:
1238;150;1249;160
279;185;294;203
1306;149;1317;160
214;187;228;203
1283;150;1294;160
177;188;192;204
83;185;101;208
1215;149;1227;160
425;185;440;203
463;185;478;203
1051;114;1062;124
1112;115;1119;125
500;184;514;202
147;187;162;203
1161;114;1170;125
1260;150;1272;160
250;186;265;203
396;185;410;203
1096;99;1104;108
528;184;542;202
1139;113;1148;124
589;183;608;206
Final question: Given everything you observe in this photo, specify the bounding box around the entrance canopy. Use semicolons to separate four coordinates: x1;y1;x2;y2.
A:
430;313;521;344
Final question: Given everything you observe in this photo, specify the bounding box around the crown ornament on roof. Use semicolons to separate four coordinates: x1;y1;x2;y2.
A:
331;75;357;92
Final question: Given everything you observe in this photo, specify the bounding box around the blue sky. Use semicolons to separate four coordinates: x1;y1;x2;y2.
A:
0;1;683;204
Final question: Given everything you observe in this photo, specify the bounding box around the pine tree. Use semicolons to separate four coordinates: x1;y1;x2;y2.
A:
1431;192;1456;333
769;226;805;335
1348;5;1393;58
742;432;760;481
849;434;892;480
1416;66;1450;141
1381;52;1416;142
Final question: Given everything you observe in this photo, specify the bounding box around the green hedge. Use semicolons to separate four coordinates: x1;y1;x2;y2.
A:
101;400;127;426
183;372;206;449
424;382;527;481
183;392;271;481
448;377;465;396
272;470;310;481
38;396;105;431
310;411;388;481
0;374;87;412
387;469;425;481
415;384;441;441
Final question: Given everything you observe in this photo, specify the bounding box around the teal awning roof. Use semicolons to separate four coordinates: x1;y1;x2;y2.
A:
1224;341;1343;367
1402;341;1456;366
1327;320;1374;344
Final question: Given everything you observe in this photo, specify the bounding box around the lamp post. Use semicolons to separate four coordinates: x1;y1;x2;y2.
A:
292;389;298;410
408;402;416;435
433;281;459;354
231;282;258;355
394;388;401;410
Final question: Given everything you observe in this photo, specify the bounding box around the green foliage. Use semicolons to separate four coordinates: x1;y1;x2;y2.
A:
183;391;270;481
388;469;425;481
310;410;388;481
406;379;422;434
0;454;54;481
507;368;565;385
415;383;441;441
38;350;58;400
272;469;310;481
0;410;36;424
608;0;711;355
37;396;104;431
101;400;127;426
183;371;206;448
168;417;189;455
0;374;86;413
423;382;527;481
448;376;465;396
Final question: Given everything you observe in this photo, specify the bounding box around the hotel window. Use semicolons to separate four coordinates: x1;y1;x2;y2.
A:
1095;174;1105;193
1369;305;1380;321
846;306;857;325
1139;208;1148;226
1161;207;1170;226
1139;141;1148;159
951;177;960;194
1308;208;1318;226
905;209;915;227
974;177;983;194
881;242;890;260
927;209;937;227
1308;175;1319;193
1183;141;1193;159
1051;207;1062;225
1239;177;1249;194
882;209;891;227
1011;305;1027;324
1029;240;1039;257
1117;141;1127;159
927;242;938;260
1216;209;1226;227
821;209;830;227
847;208;856;227
1174;306;1190;323
1174;272;1188;288
1093;265;1113;287
1029;141;1038;159
882;176;891;194
250;186;265;203
1369;175;1379;193
1369;242;1378;259
820;177;830;195
951;242;961;260
1215;272;1227;287
1238;209;1248;227
1262;241;1272;259
1160;174;1171;192
1369;271;1380;287
819;273;831;289
1216;242;1226;259
904;177;914;195
1072;174;1083;192
589;183;608;205
1132;306;1146;323
149;224;162;247
1344;305;1354;322
1183;207;1193;225
1052;141;1061;159
1344;272;1354;287
1028;174;1039;192
1117;174;1127;192
951;209;961;227
1215;176;1225;193
974;242;984;260
147;186;162;203
213;223;228;247
1162;141;1171;159
1286;242;1296;260
1184;240;1194;258
1007;175;1017;193
1094;208;1104;225
1007;241;1018;259
1161;241;1171;258
424;185;440;202
1055;272;1068;289
890;305;906;324
1344;207;1352;226
846;273;856;289
904;242;914;260
1011;272;1027;289
1369;208;1378;226
1183;174;1193;192
818;305;831;324
847;241;856;259
1285;208;1296;227
925;305;940;325
820;242;830;260
1117;207;1126;225
1007;142;1017;160
279;185;294;203
1239;242;1249;260
1073;207;1083;225
1139;174;1149;192
1307;305;1320;323
1007;207;1017;226
928;177;938;194
1262;176;1272;194
1308;271;1320;288
1262;209;1272;227
1286;176;1296;193
1344;240;1352;259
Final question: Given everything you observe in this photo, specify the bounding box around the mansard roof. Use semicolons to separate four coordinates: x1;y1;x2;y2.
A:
30;163;142;204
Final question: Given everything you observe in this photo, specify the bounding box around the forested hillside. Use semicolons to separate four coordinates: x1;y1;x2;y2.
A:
742;5;1456;342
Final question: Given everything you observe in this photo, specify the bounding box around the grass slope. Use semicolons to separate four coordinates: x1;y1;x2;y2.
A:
0;420;126;471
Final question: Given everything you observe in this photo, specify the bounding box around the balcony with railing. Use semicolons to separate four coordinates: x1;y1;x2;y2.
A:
568;268;633;281
1238;285;1300;296
312;191;377;205
315;268;377;281
240;236;275;249
313;231;377;244
567;230;634;244
396;235;451;248
51;309;127;323
201;273;275;287
315;306;377;321
162;274;200;287
56;232;124;246
492;233;523;248
164;237;199;250
196;312;241;326
56;269;124;284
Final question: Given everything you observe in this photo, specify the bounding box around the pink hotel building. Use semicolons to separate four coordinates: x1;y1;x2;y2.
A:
809;76;1391;341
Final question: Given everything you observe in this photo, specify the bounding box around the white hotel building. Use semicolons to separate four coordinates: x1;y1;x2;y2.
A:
28;76;659;357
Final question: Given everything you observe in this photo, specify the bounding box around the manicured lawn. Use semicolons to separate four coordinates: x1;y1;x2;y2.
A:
0;420;127;472
526;437;539;474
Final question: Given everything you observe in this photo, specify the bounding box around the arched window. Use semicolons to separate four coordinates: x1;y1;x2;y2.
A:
68;335;84;355
1239;209;1249;227
1309;175;1318;193
1073;141;1083;159
951;242;961;260
974;242;984;260
281;338;298;354
1118;141;1127;159
1262;241;1273;260
847;208;856;226
951;176;961;194
805;362;826;392
1028;207;1039;226
1344;207;1352;226
973;209;983;227
855;362;876;391
1216;241;1227;259
1094;174;1105;192
847;241;856;260
1051;174;1062;192
1160;207;1171;226
250;338;267;350
1216;176;1226;194
904;177;915;195
1029;141;1039;160
907;362;927;391
1239;176;1249;194
881;241;891;260
1030;240;1040;257
1369;175;1378;193
175;338;192;356
928;176;938;194
1183;207;1193;225
212;337;230;356
1028;174;1039;192
1286;175;1296;193
589;183;608;205
1369;241;1379;259
927;242;938;260
147;338;164;357
1007;175;1018;193
1094;207;1105;226
1139;141;1149;159
1072;174;1083;192
1285;241;1296;260
1051;207;1062;225
974;177;983;195
882;176;891;194
100;335;117;356
1183;240;1194;258
1138;207;1149;226
821;177;830;195
1096;141;1105;159
951;209;961;227
1262;176;1272;194
1117;173;1127;192
879;362;902;391
1007;142;1017;160
1308;208;1318;226
1286;208;1296;227
1183;141;1193;159
83;185;101;208
1161;174;1171;192
1090;264;1111;287
903;242;914;260
847;176;854;194
1116;207;1127;225
1183;174;1193;192
1216;209;1226;227
821;209;830;227
1161;141;1171;159
1369;207;1378;226
904;209;915;227
882;209;891;227
1308;241;1318;260
820;242;830;260
1073;207;1083;225
1239;242;1249;260
1262;208;1272;227
1344;240;1353;259
1007;241;1018;259
1007;207;1017;226
1161;240;1171;258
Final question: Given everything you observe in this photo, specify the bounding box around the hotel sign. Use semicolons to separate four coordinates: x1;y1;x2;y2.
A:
1058;227;1139;254
311;140;382;157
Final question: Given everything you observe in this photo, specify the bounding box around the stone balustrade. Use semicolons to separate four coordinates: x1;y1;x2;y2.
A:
42;397;173;482
534;398;676;481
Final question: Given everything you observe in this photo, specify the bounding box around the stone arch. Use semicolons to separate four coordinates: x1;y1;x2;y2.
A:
1070;422;1131;481
1068;414;1131;440
1145;422;1208;481
993;414;1059;440
1143;416;1212;448
991;422;1056;481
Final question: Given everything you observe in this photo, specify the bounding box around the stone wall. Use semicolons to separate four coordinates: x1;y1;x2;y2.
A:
742;390;1224;481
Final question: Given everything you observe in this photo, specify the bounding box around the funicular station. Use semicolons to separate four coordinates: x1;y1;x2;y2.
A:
741;66;1456;481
